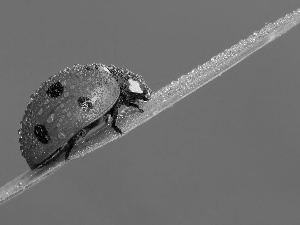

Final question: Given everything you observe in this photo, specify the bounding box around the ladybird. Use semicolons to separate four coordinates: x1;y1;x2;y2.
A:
19;63;152;170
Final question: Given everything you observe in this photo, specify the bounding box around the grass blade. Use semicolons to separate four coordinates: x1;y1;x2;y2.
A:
1;8;299;206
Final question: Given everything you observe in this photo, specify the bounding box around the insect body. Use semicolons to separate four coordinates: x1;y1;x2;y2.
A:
19;63;152;170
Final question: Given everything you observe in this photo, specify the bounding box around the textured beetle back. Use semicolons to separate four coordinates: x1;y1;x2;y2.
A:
19;63;120;168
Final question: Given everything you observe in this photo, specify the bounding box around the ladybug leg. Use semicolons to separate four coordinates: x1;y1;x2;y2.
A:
109;100;123;134
32;147;63;170
126;102;144;113
105;114;111;124
64;135;79;160
64;128;89;160
64;118;104;160
134;91;151;102
64;144;74;161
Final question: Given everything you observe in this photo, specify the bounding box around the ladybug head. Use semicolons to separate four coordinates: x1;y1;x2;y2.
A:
126;74;152;101
107;65;152;102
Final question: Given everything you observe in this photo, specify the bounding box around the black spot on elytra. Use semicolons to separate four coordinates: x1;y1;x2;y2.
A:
46;81;64;98
34;124;50;144
78;97;93;111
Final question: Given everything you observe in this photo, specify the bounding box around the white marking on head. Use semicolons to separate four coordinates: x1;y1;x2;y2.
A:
128;79;143;93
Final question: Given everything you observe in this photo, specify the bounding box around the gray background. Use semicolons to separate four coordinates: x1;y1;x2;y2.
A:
0;1;300;224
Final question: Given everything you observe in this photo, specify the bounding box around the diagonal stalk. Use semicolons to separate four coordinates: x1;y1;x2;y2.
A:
0;8;299;206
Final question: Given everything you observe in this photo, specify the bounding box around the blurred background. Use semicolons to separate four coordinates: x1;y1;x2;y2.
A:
0;1;300;224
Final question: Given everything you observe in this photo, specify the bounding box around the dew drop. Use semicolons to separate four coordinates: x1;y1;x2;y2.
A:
58;132;66;139
60;103;65;108
64;92;69;97
56;123;61;128
44;99;50;105
47;114;55;123
37;108;43;115
70;85;75;89
67;112;72;117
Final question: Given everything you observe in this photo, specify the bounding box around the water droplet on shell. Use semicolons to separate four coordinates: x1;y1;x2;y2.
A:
47;114;55;123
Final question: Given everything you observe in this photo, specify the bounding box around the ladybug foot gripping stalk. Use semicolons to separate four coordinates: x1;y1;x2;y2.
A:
108;96;146;135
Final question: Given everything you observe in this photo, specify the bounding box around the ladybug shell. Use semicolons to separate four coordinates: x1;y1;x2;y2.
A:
19;64;120;169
